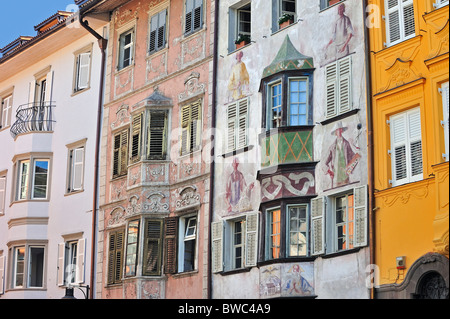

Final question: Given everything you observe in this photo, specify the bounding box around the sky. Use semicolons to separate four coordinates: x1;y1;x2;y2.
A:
0;1;79;49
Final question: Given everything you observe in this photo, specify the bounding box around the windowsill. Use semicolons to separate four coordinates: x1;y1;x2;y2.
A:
171;269;199;278
373;35;422;55
319;1;346;13
0;125;11;133
219;267;252;276
258;256;316;267
64;189;84;197
147;46;168;59
115;63;135;75
71;87;91;97
271;20;298;36
182;26;206;41
10;198;50;207
228;42;252;55
221;145;254;158
321;247;362;259
320;108;360;125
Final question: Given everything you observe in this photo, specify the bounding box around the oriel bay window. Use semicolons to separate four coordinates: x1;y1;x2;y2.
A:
13;155;51;201
9;242;47;290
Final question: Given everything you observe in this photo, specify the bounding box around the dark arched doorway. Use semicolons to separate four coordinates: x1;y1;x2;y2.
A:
416;271;449;299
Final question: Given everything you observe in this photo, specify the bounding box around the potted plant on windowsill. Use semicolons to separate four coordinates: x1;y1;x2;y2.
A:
278;14;294;29
235;34;251;49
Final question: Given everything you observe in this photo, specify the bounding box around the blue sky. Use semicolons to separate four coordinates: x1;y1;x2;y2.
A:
0;1;78;49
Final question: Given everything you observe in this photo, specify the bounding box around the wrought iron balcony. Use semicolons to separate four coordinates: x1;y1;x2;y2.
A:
10;102;55;138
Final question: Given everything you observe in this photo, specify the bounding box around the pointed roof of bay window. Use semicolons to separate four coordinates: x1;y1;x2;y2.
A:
262;35;314;79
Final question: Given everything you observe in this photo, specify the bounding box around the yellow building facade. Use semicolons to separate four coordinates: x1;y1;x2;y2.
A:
367;0;449;298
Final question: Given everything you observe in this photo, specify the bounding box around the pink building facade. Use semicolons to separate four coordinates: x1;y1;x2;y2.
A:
96;0;215;299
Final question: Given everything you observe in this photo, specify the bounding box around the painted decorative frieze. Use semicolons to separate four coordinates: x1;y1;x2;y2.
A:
175;185;201;211
143;191;170;213
146;51;168;84
260;171;315;202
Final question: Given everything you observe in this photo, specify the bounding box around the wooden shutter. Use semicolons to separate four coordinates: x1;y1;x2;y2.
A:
57;243;66;286
107;230;124;285
441;82;449;161
391;112;408;184
75;238;86;284
238;98;248;149
245;213;258;267
193;0;203;31
181;104;191;155
408;109;422;179
164;217;178;274
181;102;201;155
402;1;415;39
149;14;158;53
311;197;325;255
0;256;4;294
131;114;142;163
326;62;337;118
77;52;91;90
0;176;5;215
338;57;352;113
148;110;168;160
1;95;12;128
227;102;237;152
113;130;128;177
158;10;167;49
72;147;84;191
212;221;224;273
353;185;368;248
185;0;194;34
143;219;163;276
191;101;201;152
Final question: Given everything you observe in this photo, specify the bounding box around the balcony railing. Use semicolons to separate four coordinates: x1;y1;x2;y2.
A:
10;102;55;138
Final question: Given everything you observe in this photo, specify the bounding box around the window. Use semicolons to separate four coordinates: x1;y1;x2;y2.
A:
107;229;124;285
326;56;352;118
311;185;368;255
267;208;281;260
113;129;128;178
1;94;12;129
125;220;140;277
181;101;202;155
74;50;91;92
228;2;251;52
130;114;143;163
384;0;415;47
211;213;258;273
179;216;197;272
57;238;86;286
15;158;50;201
147;110;169;160
118;29;134;70
320;0;343;10
149;9;167;54
441;82;449;161
269;82;282;129
389;107;423;186
67;145;85;193
185;0;203;36
11;245;45;289
434;0;449;9
287;205;307;257
272;0;296;31
0;174;6;215
227;98;248;151
288;78;309;125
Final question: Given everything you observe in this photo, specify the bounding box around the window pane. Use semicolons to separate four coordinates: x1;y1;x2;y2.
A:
125;220;139;276
33;160;48;199
289;206;307;257
15;247;25;287
29;247;44;288
19;161;30;200
269;209;281;259
233;220;244;269
184;239;195;271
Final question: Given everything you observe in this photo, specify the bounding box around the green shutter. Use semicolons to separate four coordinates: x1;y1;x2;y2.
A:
164;217;178;274
108;229;124;285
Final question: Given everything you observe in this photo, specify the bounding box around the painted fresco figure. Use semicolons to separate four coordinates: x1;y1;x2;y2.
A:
325;3;354;60
228;51;250;102
284;264;314;296
324;122;360;188
226;157;254;212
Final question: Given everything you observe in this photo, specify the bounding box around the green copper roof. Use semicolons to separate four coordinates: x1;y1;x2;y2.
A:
262;35;314;79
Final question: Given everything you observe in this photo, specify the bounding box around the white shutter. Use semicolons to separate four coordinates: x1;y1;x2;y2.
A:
385;0;415;46
76;238;86;284
245;213;259;267
434;0;449;8
1;95;12;128
402;1;415;39
227;102;237;152
45;71;54;102
72;147;84;191
28;82;35;105
57;243;66;286
77;52;91;90
0;256;4;294
311;197;325;255
441;82;449;161
212;221;223;273
408;109;423;180
238;98;249;149
0;176;6;215
353;185;368;247
338;57;352;113
391;112;408;184
326;62;337;118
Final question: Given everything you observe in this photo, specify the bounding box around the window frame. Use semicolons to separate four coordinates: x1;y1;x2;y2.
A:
0;172;6;216
73;44;93;93
9;242;47;290
288;77;309;126
267;80;283;129
66;140;86;194
265;207;282;260
384;0;416;47
124;219;140;277
118;28;135;70
272;0;297;32
14;156;51;202
286;204;308;257
1;93;13;129
334;193;355;252
180;100;202;156
178;214;198;273
112;129;129;179
149;8;168;55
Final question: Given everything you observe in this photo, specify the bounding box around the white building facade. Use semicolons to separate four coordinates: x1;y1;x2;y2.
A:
0;9;108;299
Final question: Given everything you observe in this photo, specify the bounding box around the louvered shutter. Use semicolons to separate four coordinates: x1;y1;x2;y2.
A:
391;112;408;184
326;62;337;118
212;221;224;273
108;230;124;284
193;0;203;31
72;147;84;191
238;98;248;149
77;52;91;90
0;256;4;294
338;57;352;113
245;213;258;267
353;185;368;247
164;217;178;274
148;111;168;160
227;102;237;152
1;95;12;128
185;0;194;34
113;130;128;177
185;0;202;35
402;1;415;39
75;238;86;284
408;109;422;180
181;105;190;155
311;197;325;255
143;219;163;276
0;176;5;215
131;114;142;163
191;101;201;152
441;82;449;161
149;14;158;53
158;10;167;49
57;243;66;286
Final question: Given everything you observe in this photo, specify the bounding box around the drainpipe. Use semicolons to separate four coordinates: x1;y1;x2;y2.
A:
208;0;219;300
362;0;376;300
79;14;107;300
